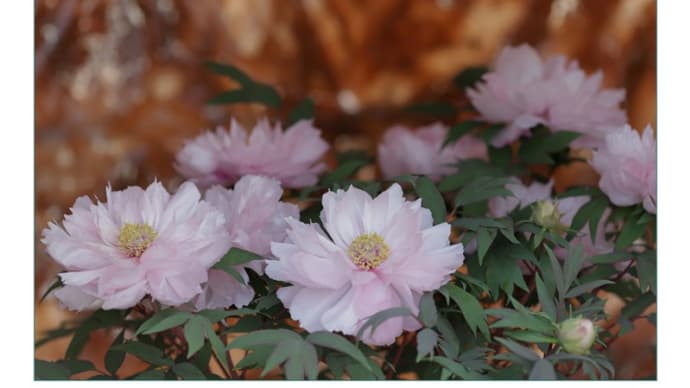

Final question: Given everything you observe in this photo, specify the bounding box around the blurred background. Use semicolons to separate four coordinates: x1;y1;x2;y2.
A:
35;0;656;379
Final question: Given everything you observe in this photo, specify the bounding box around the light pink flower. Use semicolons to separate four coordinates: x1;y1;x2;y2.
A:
556;196;614;259
488;178;554;218
590;124;656;213
378;123;487;181
192;175;300;310
175;119;329;189
467;44;626;148
265;184;464;346
41;181;231;310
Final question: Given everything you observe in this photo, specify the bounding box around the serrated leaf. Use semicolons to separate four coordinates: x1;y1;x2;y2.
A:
635;251;656;294
228;329;301;350
419;292;439;327
443;284;489;338
172;362;206;380
262;338;303;377
518;129;580;165
136;310;192;336
184;316;207;358
589;251;633;264
562;244;585;290
435;316;460;358
111;342;173;366
287;98;315;126
529;359;557;379
197;307;257;324
416;328;438;361
476;227;497;263
429;356;485;379
616;215;649;250
306;331;373;373
544;245;566;299
235;344;273;369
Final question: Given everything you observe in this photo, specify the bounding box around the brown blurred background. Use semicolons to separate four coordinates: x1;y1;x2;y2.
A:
35;0;656;379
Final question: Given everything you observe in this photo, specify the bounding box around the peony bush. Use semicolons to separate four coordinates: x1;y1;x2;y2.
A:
35;46;656;380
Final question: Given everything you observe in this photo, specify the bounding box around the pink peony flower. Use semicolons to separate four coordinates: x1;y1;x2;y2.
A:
265;184;464;346
488;178;554;218
467;44;626;148
590;124;656;213
378;122;488;181
41;181;231;310
192;175;300;310
175;119;329;189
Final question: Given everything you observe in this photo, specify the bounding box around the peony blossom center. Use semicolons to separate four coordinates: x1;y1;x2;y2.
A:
348;233;390;270
118;223;158;258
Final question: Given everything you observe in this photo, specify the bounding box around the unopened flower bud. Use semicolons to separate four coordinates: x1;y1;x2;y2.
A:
532;200;565;231
557;317;596;355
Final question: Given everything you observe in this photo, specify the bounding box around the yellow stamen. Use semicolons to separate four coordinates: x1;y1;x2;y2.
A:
348;233;390;270
118;223;157;258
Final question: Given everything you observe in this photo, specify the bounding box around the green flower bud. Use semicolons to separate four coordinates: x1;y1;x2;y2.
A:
532;200;565;231
557;317;597;355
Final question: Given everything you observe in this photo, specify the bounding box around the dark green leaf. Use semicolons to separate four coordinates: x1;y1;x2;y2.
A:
419;292;439;327
562;244;585;290
207;86;281;107
416;328;438;361
518;129;580;165
35;360;69;380
415;176;447;225
476;227;497;263
505;330;557;344
565;280;614;298
217;247;263;267
184;316;207;358
211;260;246;284
589;251;633;264
443;120;483;148
287;98;315;126
620;292;656;321
204;61;253;84
635;251;656;294
306;331;373;373
616;215;649;250
405;101;456;117
136;310;192;336
454;176;512;207
111;342;173;366
105;329;126;376
228;329;301;350
172;362;206;380
495;337;540;361
480;123;505;144
320;159;368;187
529;359;557;380
453;66;488;89
356;307;414;342
443;284;489;338
58;359;96;375
429;357;485;379
262;338;303;377
40;277;64;302
132;369;166;380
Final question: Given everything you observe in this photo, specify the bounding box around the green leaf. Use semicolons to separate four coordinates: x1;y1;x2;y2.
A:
204;61;253;84
58;359;97;375
544;246;566;298
228;329;301;350
262;338;303;377
620;292;656;321
211;260;246;284
35;359;69;380
452;217;509;230
568;196;608;243
287;98;315;126
356;307;414;342
172;362;206;380
562;244;585;290
235;344;273;369
443;120;483;148
416;328;438;361
453;66;488;89
65;310;124;359
454;176;512;208
218;247;264;267
487;308;556;335
484;248;529;295
480;123;505;144
529;359;557;380
443;284;489;338
589;251;633;264
565;280;614;298
505;330;558;344
132;369;166;380
105;329;126;376
306;331;373;373
136;310;192;336
419;292;439;327
320;159;368;187
302;342;320;380
207;85;282;107
184;316;207;358
429;357;485;379
437;159;505;192
204;321;231;376
415;176;447;225
404;101;457;117
616;214;649;250
518;129;581;165
635;251;656;294
111;342;173;366
535;274;557;321
495;337;540;361
436;316;460;358
476;227;497;263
